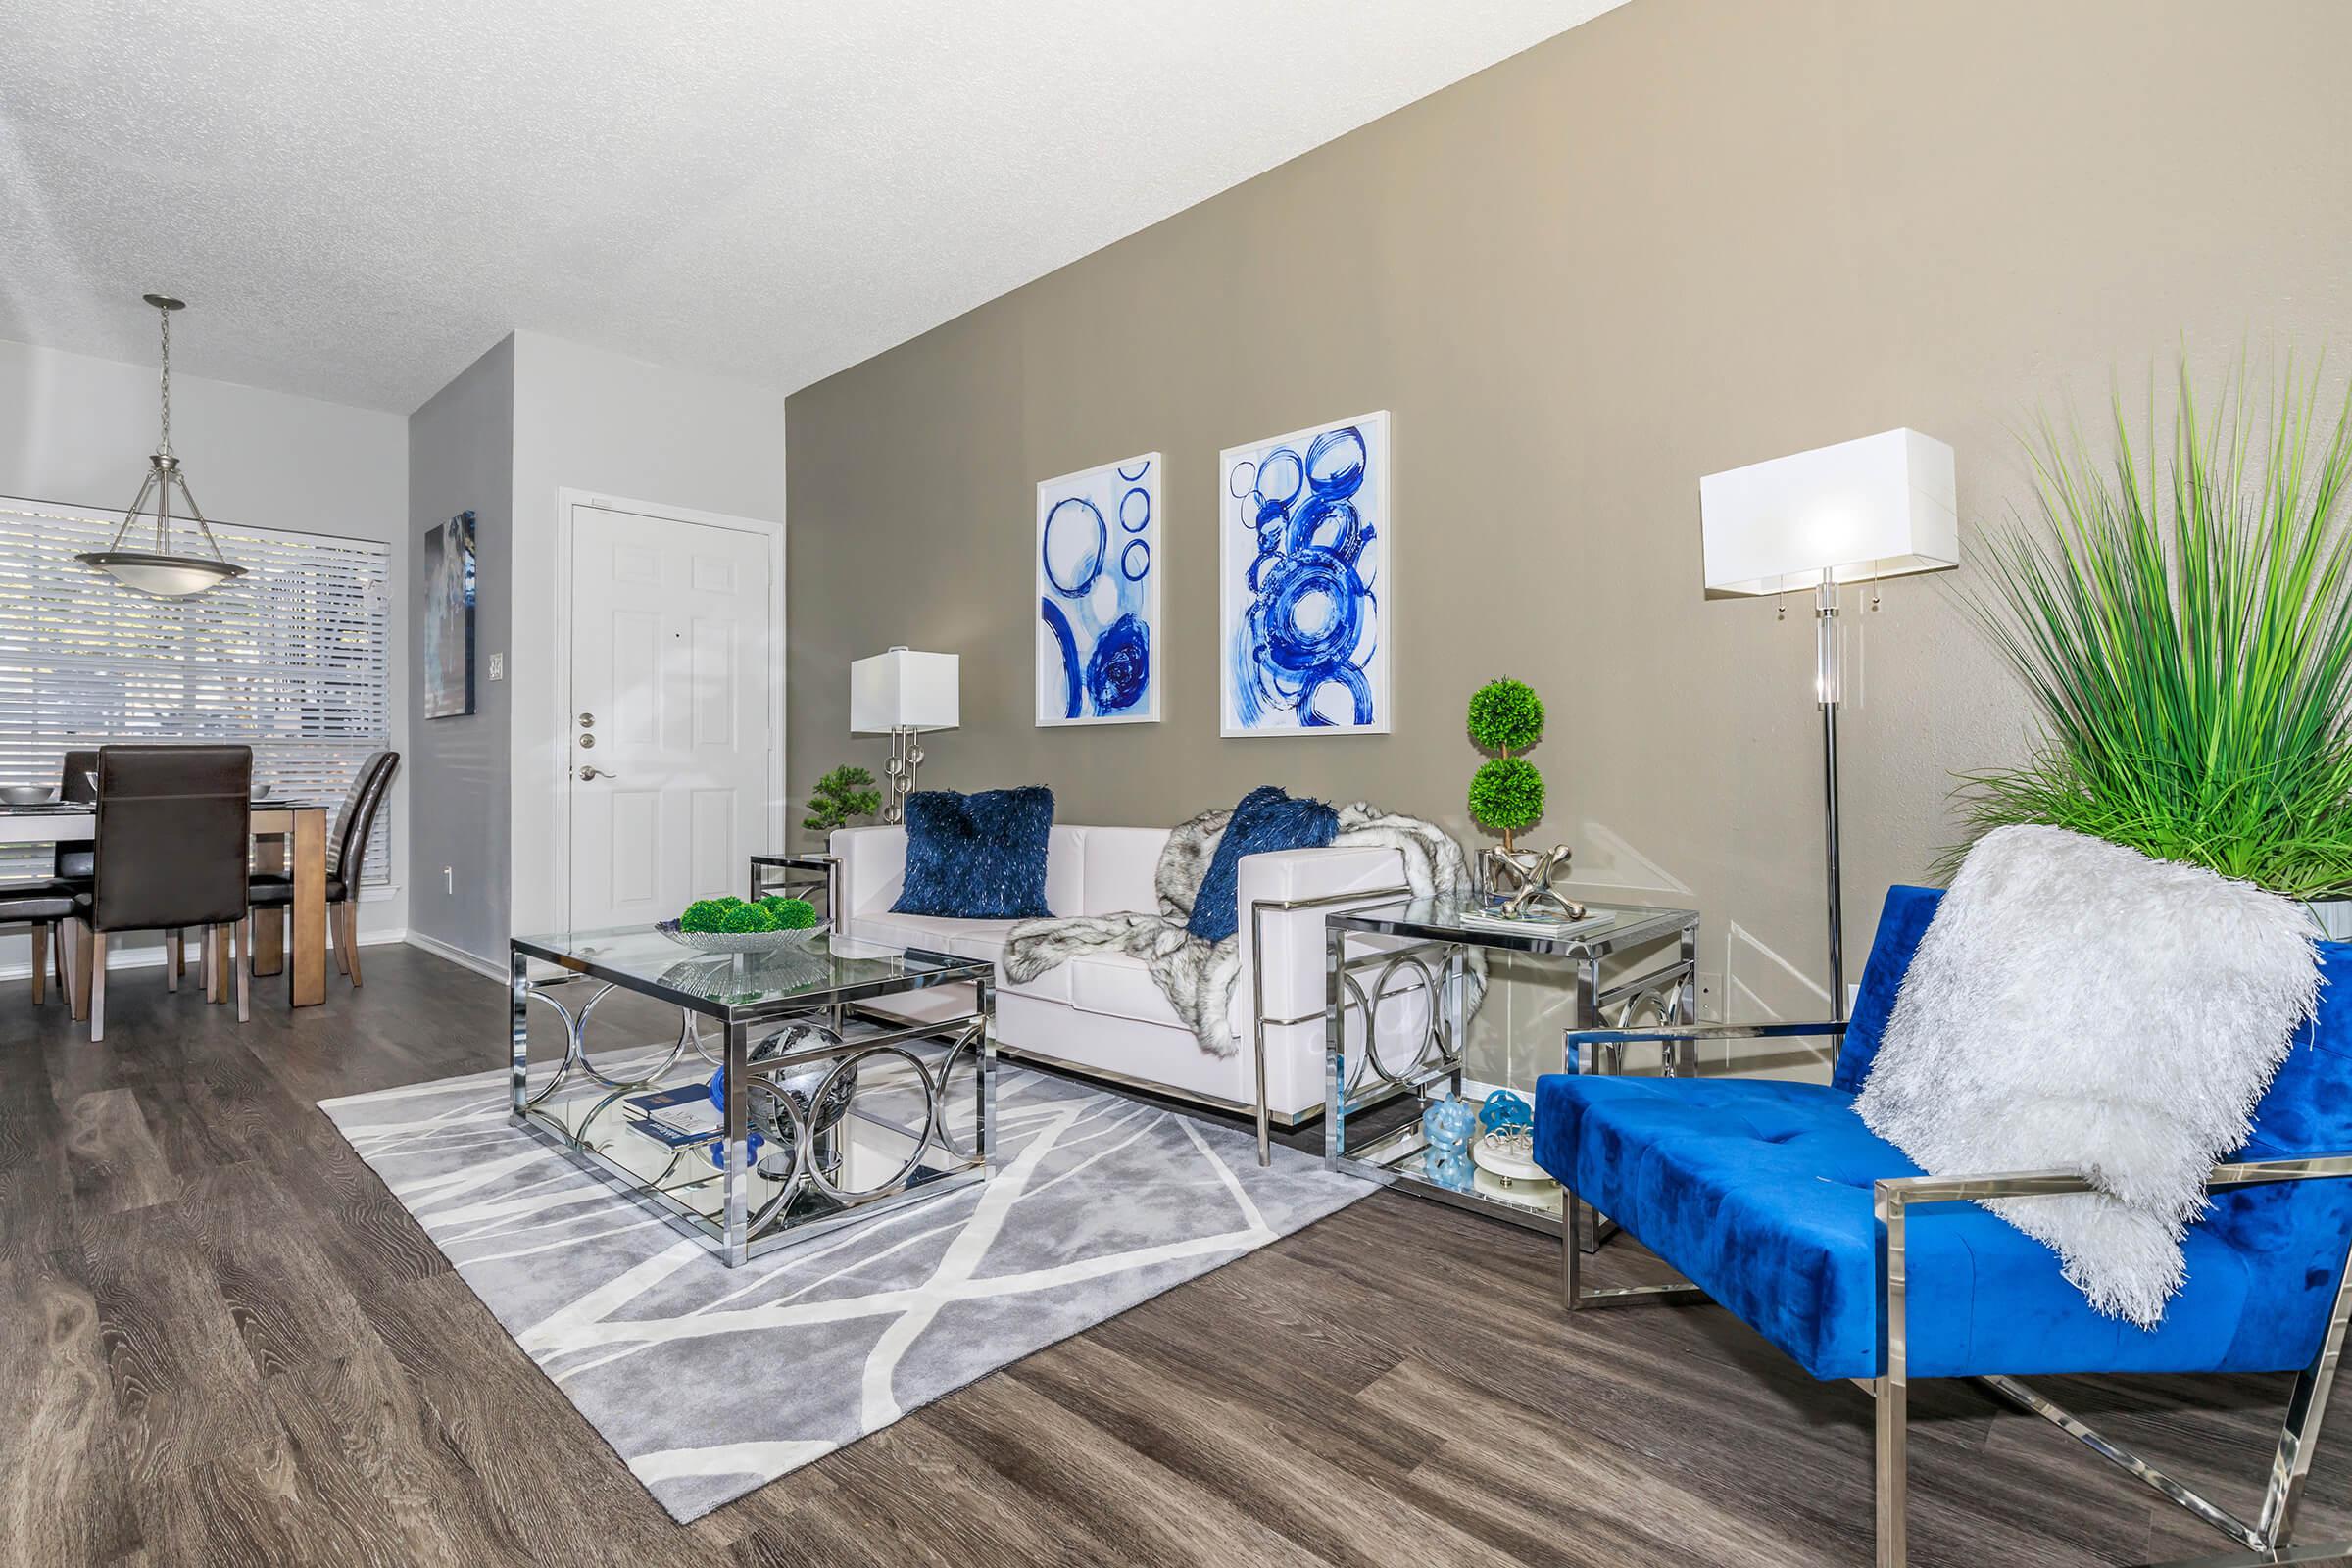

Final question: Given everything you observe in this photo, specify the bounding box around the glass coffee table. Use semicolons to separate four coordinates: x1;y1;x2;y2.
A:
508;926;994;1266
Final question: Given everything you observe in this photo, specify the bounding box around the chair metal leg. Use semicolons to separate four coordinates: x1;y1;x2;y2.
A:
341;903;362;988
233;917;251;1023
1874;1164;2352;1567
28;922;46;1005
1875;1182;1909;1568
165;928;181;992
2256;1227;2352;1547
87;930;107;1043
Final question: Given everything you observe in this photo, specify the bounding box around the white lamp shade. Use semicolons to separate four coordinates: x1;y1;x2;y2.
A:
851;648;959;732
1699;428;1958;596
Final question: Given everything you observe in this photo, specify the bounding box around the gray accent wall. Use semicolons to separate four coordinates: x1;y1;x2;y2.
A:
782;0;2352;1053
406;334;514;966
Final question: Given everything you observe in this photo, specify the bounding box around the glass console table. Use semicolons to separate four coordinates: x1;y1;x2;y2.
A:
1323;895;1700;1249
509;926;993;1267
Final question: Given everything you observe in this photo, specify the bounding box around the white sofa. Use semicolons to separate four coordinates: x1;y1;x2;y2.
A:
829;822;1435;1152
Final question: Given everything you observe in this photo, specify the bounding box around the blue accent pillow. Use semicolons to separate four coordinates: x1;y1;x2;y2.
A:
891;786;1055;919
1185;785;1340;943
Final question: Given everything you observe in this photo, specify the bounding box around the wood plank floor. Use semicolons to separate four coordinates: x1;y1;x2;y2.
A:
2;942;2345;1567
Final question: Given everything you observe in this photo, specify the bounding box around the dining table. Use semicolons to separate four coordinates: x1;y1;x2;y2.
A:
0;800;333;1007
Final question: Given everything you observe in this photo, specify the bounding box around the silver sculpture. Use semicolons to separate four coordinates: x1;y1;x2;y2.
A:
1479;843;1587;922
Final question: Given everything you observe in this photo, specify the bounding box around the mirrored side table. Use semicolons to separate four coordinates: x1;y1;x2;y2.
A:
749;852;836;915
1322;895;1700;1250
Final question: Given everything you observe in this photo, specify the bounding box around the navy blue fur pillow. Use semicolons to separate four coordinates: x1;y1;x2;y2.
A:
892;786;1055;919
1185;785;1340;943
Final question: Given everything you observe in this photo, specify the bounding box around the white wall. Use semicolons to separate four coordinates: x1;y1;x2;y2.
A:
502;331;789;941
0;336;411;970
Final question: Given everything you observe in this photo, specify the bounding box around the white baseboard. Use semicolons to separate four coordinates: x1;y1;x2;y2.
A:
0;922;407;984
403;928;508;983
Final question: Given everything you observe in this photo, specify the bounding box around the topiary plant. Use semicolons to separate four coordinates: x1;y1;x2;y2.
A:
803;763;881;838
1467;677;1546;851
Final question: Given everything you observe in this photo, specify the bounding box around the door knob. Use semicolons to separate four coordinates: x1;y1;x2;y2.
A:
577;712;595;728
578;764;613;781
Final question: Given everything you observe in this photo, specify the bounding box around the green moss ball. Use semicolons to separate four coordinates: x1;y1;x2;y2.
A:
1467;678;1545;753
679;898;734;933
758;896;818;930
1469;756;1545;834
718;903;779;933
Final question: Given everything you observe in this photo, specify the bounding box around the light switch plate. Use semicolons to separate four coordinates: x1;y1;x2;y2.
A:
487;652;505;681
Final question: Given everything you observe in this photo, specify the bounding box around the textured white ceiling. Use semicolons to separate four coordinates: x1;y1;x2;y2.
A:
0;1;1624;412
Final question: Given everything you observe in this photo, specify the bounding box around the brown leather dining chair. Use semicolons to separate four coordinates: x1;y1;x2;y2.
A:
4;749;97;1006
70;744;254;1042
249;750;398;989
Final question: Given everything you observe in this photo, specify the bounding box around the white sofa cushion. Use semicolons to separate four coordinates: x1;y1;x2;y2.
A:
1067;950;1186;1030
843;910;1067;1004
1079;827;1167;917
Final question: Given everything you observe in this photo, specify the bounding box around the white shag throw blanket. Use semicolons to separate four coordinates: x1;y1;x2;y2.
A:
1855;824;2321;1326
1004;802;1477;1057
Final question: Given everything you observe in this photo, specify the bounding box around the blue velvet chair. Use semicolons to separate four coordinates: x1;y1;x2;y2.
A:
1534;885;2352;1567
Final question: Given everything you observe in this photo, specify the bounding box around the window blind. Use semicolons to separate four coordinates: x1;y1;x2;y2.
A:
0;494;394;885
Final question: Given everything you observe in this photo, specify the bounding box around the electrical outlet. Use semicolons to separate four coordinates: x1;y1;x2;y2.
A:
487;652;505;681
1695;969;1726;1022
443;866;454;894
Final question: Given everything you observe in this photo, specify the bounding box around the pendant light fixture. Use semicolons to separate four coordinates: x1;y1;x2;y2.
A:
76;294;247;597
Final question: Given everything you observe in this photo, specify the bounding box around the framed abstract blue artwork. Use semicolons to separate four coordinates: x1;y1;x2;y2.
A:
1036;452;1161;726
1219;410;1392;737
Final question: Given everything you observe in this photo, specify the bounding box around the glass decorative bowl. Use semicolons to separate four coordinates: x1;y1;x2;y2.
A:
656;919;830;956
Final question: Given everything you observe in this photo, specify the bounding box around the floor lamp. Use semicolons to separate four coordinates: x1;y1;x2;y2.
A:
1698;428;1957;1019
851;647;959;823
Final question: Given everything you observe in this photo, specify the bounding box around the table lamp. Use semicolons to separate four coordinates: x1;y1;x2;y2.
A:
850;647;959;822
1699;427;1957;1018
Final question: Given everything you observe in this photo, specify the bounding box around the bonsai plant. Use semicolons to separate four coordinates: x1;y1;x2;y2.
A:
1467;677;1545;853
1958;356;2352;908
802;763;881;841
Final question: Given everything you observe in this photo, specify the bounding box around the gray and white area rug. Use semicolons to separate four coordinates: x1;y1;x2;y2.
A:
319;1053;1372;1522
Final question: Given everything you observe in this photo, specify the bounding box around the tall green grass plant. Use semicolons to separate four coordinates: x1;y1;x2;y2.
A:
1958;359;2352;898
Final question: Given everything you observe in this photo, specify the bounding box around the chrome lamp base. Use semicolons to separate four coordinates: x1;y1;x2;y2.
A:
880;726;925;824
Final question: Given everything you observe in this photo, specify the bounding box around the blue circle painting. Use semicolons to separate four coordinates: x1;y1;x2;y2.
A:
1227;421;1380;730
1041;462;1155;722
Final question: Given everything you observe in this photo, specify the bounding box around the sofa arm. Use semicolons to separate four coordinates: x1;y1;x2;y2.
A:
830;825;907;921
1234;845;1414;1033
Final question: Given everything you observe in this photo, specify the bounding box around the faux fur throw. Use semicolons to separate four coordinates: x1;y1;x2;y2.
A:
1004;802;1477;1056
1854;825;2321;1326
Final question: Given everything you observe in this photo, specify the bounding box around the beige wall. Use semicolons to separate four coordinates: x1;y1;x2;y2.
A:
786;0;2352;1056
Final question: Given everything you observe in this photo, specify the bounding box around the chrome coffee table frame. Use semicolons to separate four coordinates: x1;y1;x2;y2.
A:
509;928;994;1267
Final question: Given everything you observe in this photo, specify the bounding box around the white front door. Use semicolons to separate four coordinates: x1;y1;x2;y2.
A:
567;504;774;930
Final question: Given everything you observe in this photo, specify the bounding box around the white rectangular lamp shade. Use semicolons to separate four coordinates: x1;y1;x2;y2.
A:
851;648;959;732
1699;427;1958;596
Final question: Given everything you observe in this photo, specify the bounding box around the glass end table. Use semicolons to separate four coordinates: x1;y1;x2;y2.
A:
1322;894;1700;1249
510;926;993;1266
